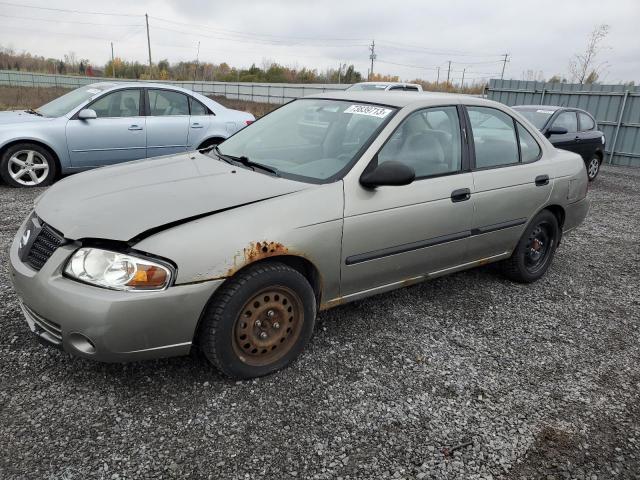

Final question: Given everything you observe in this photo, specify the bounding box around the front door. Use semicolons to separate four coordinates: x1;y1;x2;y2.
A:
548;110;581;157
341;106;474;296
146;89;190;158
66;88;146;167
465;106;553;260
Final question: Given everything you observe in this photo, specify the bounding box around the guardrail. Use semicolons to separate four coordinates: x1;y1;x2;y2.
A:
487;79;640;167
0;70;350;104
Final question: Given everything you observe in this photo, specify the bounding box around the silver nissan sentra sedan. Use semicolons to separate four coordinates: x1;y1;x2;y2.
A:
9;91;590;378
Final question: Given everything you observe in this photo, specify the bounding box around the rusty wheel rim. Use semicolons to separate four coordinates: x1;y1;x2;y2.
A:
232;286;304;367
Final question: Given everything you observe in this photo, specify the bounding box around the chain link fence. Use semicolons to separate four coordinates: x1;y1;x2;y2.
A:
0;70;350;104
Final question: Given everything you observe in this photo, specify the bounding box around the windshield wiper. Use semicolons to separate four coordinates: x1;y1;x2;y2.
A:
24;109;43;117
211;145;234;165
213;147;279;177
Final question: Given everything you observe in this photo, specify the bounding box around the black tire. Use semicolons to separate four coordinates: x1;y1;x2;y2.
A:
586;155;601;181
199;262;317;379
0;142;57;188
501;210;560;283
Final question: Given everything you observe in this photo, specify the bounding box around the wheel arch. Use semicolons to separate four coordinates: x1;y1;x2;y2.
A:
0;139;63;178
197;136;226;149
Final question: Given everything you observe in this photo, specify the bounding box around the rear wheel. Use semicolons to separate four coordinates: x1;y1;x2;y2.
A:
586;155;601;181
501;210;559;283
0;143;57;187
198;262;316;379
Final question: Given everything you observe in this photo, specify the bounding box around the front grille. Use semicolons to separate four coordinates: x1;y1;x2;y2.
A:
20;302;63;345
26;223;65;271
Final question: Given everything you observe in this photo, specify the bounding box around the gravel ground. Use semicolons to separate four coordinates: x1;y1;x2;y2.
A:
0;165;639;480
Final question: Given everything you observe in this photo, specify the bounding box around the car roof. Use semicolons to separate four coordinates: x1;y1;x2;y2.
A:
352;81;420;86
308;90;500;109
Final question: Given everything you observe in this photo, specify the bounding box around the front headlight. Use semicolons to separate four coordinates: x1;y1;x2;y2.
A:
64;248;172;291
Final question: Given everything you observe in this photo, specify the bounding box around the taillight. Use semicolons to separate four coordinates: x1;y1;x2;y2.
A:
245;120;254;126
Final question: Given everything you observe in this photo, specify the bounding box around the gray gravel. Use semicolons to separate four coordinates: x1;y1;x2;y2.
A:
1;165;639;479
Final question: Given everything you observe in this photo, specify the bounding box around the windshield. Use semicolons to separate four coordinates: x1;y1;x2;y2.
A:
347;83;389;91
217;99;396;182
37;85;110;117
513;108;555;130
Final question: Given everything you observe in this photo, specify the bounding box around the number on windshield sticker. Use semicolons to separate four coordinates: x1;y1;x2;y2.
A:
344;105;393;118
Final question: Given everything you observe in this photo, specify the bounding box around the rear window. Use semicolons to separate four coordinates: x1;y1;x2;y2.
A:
578;112;595;131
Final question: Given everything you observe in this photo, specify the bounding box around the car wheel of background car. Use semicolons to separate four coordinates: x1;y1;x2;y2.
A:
587;155;601;181
501;210;559;283
198;262;317;379
0;143;57;188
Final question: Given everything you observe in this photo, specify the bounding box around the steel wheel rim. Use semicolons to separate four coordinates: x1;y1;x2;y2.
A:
8;150;49;186
588;158;599;178
524;221;554;274
232;286;304;367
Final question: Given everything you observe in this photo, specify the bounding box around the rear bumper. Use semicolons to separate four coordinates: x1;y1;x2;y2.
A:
9;228;222;363
564;196;590;233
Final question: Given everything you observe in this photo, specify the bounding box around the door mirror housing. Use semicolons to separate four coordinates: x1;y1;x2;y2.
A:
545;125;568;137
77;108;97;120
360;160;415;188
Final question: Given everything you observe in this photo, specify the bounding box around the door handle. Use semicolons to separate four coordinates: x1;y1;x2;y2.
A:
535;174;550;186
451;188;471;202
190;123;204;128
574;136;581;141
128;125;143;131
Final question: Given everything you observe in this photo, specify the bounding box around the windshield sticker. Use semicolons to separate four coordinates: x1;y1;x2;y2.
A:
536;109;555;114
86;88;101;94
344;105;393;118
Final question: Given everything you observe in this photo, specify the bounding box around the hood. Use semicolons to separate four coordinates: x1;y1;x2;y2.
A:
0;110;53;125
35;152;310;241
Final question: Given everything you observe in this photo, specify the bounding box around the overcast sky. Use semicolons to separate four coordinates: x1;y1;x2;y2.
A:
0;0;638;84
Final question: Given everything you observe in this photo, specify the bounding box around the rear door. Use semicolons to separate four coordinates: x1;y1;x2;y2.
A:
465;106;552;260
146;89;190;158
66;88;146;167
548;110;582;158
577;111;602;160
187;96;212;149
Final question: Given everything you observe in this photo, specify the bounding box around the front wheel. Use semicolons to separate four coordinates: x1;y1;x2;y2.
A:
501;210;559;283
0;143;57;187
586;155;601;181
198;262;317;379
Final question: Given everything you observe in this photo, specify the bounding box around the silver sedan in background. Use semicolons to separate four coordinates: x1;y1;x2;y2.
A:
10;92;589;379
0;82;255;187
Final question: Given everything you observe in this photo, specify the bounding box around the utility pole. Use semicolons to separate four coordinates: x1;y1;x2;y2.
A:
436;66;440;86
446;60;451;84
194;41;200;82
500;53;509;80
368;40;376;81
461;68;466;91
110;42;115;78
145;13;153;78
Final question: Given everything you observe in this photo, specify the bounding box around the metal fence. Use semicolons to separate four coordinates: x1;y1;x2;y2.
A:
487;79;640;167
0;70;349;104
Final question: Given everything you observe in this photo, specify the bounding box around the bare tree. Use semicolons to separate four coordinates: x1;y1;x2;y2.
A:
569;24;610;84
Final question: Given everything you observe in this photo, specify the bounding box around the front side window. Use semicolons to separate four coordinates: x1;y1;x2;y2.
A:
517;123;542;163
148;90;189;116
467;106;519;168
578;112;595;131
217;99;396;182
89;89;141;118
553;111;578;133
378;106;461;178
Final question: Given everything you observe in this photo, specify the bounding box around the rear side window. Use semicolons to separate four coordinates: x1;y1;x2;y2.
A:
578;112;595;131
553;111;578;133
189;97;209;116
148;90;189;116
517;123;542;163
467;106;519;168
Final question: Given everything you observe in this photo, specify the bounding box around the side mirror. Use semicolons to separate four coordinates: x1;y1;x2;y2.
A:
77;108;97;120
545;125;568;137
360;160;415;188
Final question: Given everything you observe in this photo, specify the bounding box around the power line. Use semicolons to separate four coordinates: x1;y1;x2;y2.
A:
0;1;140;17
0;13;143;27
